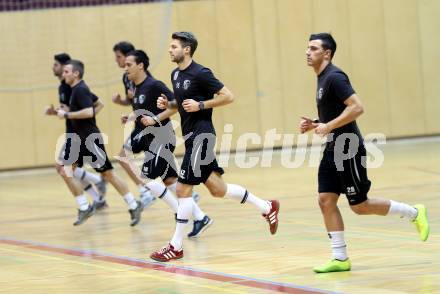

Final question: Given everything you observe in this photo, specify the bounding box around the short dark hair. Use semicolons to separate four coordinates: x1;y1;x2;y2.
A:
126;50;150;73
309;33;337;59
54;53;71;65
172;31;198;57
113;41;135;56
66;59;84;79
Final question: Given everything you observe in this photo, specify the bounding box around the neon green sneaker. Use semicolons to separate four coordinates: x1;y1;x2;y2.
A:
412;204;429;241
313;259;351;273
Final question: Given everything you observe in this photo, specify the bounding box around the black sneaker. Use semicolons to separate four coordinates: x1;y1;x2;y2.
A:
187;215;213;238
73;205;96;226
93;200;108;211
129;201;144;226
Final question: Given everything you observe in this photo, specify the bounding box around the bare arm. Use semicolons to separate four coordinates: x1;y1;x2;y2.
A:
157;94;178;110
57;107;94;119
119;98;132;106
140;108;178;127
67;107;94;119
93;99;104;115
112;93;132;106
314;94;364;136
167;100;178;109
157;108;178;121
203;86;234;109
181;86;234;112
327;94;364;130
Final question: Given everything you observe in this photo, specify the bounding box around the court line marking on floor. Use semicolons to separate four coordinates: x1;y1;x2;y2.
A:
0;237;335;294
0;246;248;294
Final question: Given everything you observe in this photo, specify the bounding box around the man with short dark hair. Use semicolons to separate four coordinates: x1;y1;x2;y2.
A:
111;41;158;208
150;32;280;262
112;41;136;104
45;53;108;210
124;49;212;237
300;32;429;273
112;42;202;208
56;59;144;226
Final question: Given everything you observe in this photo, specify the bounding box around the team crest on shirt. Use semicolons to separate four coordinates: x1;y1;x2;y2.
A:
138;94;146;104
317;88;324;100
173;71;179;81
183;80;191;90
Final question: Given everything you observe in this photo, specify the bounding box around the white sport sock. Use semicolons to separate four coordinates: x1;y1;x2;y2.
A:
167;181;199;203
192;199;206;221
139;184;154;203
225;184;270;214
170;197;193;249
123;192;138;210
388;200;418;220
82;180;102;203
329;231;348;261
167;182;177;193
75;194;89;211
147;181;178;212
73;167;101;185
139;184;150;194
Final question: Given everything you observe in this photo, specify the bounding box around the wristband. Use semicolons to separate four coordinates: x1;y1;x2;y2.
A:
64;112;69;119
199;101;205;110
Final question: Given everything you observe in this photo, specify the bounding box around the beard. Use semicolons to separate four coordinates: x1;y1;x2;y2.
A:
172;53;184;63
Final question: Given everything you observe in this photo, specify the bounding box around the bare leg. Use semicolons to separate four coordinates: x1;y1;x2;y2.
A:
318;193;344;231
350;198;390;215
101;169;129;196
116;148;144;186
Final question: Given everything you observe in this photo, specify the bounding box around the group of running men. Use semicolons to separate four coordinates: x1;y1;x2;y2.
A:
45;32;429;273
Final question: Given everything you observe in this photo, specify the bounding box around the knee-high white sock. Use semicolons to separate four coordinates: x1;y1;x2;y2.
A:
225;184;270;214
167;182;204;219
170;197;193;249
145;181;178;212
73;167;101;185
167;182;177;193
123;192;138;210
75;194;90;211
329;231;348;261
139;184;148;193
192;199;206;221
81;180;102;203
388;200;418;220
139;184;154;204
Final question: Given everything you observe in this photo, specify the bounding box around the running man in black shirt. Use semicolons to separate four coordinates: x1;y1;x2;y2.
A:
112;41;155;206
150;32;280;262
123;50;210;234
300;33;429;273
112;41;136;105
112;42;202;208
56;60;144;226
45;53;108;210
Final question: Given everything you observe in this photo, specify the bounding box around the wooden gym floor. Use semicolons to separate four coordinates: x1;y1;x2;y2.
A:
0;137;439;294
